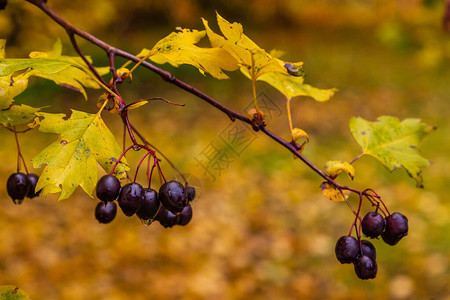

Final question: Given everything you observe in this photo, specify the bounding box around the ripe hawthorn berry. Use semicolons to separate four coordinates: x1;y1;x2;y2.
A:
360;240;376;260
155;206;178;228
118;182;144;216
159;180;187;214
185;185;196;202
7;172;29;204
96;174;121;202
382;212;408;245
361;211;385;238
95;201;117;224
335;236;359;264
354;255;378;280
136;188;160;220
178;204;193;226
26;173;41;199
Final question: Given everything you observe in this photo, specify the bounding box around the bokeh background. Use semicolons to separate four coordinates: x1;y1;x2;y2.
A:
1;0;449;299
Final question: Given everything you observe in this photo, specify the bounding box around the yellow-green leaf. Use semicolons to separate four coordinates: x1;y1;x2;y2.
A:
127;100;148;111
0;40;103;99
31;110;129;200
321;182;350;202
0;104;41;127
350;116;435;187
202;13;302;79
0;74;28;110
256;71;337;101
0;285;31;300
137;28;238;79
0;39;5;59
325;160;355;180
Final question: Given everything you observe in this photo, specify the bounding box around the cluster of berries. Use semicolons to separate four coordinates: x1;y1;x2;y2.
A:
335;211;409;279
6;172;41;204
94;174;195;227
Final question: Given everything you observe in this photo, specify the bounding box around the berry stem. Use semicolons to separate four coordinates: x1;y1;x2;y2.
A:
13;127;28;174
349;153;364;165
134;150;154;183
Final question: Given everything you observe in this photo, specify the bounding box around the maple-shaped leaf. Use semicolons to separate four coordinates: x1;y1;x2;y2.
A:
256;71;337;102
0;285;31;300
0;39;105;99
0;74;28;110
0;104;41;127
202;13;303;79
136;28;238;79
350;116;435;187
31;110;129;200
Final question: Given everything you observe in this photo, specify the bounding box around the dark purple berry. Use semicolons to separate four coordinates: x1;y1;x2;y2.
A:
155;206;178;228
185;185;196;202
335;236;359;264
159;180;187;213
382;212;409;245
26;173;41;199
362;211;385;238
95;201;117;224
7;172;30;205
353;255;378;279
136;188;160;220
360;240;376;260
118;182;144;216
96;174;121;202
178;204;193;226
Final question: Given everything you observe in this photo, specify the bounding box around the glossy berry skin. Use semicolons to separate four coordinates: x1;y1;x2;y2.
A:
95;201;117;224
7;172;29;204
353;255;378;280
185;185;196;202
96;175;121;202
26;173;41;199
118;182;144;217
155;206;178;228
362;212;385;238
159;181;187;213
360;240;376;260
335;236;359;264
178;204;193;226
136;188;160;220
382;212;409;245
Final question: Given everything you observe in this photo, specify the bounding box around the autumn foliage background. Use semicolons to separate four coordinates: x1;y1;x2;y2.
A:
1;0;449;299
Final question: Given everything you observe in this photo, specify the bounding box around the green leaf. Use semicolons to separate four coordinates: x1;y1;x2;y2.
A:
325;160;355;180
0;40;103;99
31;110;129;200
0;104;41;127
137;28;238;79
0;286;31;300
255;71;337;101
350;116;435;187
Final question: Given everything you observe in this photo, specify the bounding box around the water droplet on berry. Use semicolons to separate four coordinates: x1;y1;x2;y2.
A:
140;218;152;226
132;145;141;151
13;198;24;205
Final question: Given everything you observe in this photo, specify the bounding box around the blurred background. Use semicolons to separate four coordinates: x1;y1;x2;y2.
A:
1;0;449;299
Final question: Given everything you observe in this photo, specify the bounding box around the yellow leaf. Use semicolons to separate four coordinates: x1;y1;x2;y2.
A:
325;160;355;180
321;182;350;202
0;39;5;59
137;28;238;79
292;127;310;143
0;74;29;110
126;100;148;111
202;13;303;79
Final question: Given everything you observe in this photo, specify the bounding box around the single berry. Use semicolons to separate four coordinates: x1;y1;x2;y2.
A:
360;240;376;260
178;204;193;226
136;188;160;220
382;212;409;245
26;173;41;199
185;185;196;202
361;211;385;238
96;174;121;202
118;182;144;216
155;206;178;228
159;180;187;213
335;236;359;264
353;255;378;279
95;201;117;224
7;172;30;205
